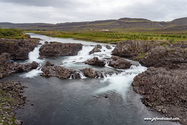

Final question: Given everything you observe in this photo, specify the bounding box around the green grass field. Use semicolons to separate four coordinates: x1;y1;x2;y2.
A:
0;28;29;39
28;30;187;44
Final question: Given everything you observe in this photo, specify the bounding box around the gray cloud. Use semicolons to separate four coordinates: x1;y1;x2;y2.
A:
0;0;187;23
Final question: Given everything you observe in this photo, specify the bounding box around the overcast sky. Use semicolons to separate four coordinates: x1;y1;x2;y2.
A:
0;0;187;23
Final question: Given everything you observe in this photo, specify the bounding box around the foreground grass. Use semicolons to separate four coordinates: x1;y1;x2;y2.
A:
0;28;29;39
28;30;187;44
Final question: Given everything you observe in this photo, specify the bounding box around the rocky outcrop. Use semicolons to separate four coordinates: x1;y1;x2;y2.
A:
39;42;82;58
0;53;39;78
89;44;102;55
132;67;187;125
0;80;27;125
106;45;112;49
140;46;187;69
41;61;105;79
0;38;40;60
82;68;105;78
108;56;132;69
112;40;156;58
84;57;106;67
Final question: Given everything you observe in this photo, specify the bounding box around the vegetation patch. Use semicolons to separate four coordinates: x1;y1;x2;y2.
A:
28;30;187;44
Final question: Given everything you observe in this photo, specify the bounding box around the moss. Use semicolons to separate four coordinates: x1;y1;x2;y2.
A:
137;52;146;59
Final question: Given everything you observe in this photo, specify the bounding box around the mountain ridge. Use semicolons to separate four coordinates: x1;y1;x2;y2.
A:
1;17;187;31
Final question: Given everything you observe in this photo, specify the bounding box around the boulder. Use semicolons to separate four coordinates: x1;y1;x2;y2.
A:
140;46;187;68
89;44;102;55
82;68;96;78
0;53;39;78
0;38;40;60
106;45;112;49
82;68;105;78
41;61;106;79
108;56;132;69
84;57;106;67
112;40;156;58
41;61;54;71
39;42;82;57
132;67;187;125
13;61;39;72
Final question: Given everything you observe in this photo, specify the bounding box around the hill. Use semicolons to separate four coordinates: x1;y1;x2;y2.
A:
0;17;187;31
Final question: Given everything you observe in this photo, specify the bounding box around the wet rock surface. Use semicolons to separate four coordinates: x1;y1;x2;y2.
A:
112;40;187;124
89;44;102;55
41;61;106;79
0;38;40;60
132;67;187;125
84;57;106;67
39;42;82;58
108;56;132;69
0;53;39;79
0;80;27;125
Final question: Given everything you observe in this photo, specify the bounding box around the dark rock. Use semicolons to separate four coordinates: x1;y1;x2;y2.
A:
112;40;156;58
84;57;106;67
41;65;71;79
132;67;187;125
39;42;82;57
0;81;27;125
140;46;187;68
0;38;40;60
106;45;112;49
108;56;132;69
89;45;102;55
82;68;105;78
96;44;102;49
41;61;54;71
82;68;96;78
0;53;39;78
41;61;106;79
13;61;39;73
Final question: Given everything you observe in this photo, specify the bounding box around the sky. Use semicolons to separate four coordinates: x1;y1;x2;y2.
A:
0;0;187;24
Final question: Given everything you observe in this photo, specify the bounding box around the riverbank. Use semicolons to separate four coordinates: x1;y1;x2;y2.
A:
27;30;187;44
0;80;27;125
112;40;187;125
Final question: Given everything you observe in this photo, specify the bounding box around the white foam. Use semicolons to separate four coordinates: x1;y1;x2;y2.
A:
94;65;147;99
20;69;42;78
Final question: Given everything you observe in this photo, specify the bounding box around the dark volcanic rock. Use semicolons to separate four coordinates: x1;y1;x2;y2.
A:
89;44;102;55
82;68;105;78
132;67;187;125
0;38;40;60
82;68;96;78
84;57;106;67
106;45;112;49
41;62;105;79
112;40;156;58
0;53;39;78
140;46;187;68
39;42;82;57
108;56;132;69
13;61;39;73
41;65;71;79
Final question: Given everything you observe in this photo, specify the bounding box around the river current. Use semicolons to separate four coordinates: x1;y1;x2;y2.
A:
0;33;180;125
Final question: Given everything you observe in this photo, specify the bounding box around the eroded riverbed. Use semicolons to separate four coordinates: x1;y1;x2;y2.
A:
0;33;180;125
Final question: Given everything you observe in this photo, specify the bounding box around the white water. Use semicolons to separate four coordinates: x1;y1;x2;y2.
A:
21;33;147;98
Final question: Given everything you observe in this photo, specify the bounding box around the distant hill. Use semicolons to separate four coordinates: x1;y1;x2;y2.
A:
0;17;187;31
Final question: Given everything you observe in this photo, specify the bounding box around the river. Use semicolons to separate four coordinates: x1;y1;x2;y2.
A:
0;33;180;125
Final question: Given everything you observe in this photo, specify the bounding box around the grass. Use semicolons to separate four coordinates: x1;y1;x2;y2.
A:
26;30;187;44
0;28;29;39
